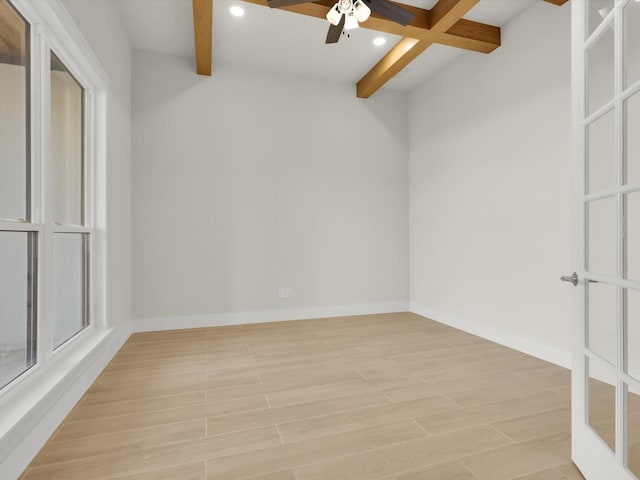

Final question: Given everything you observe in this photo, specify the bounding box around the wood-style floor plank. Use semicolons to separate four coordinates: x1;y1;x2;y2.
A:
244;471;297;480
460;430;571;480
25;426;281;480
52;395;268;442
266;376;422;408
109;461;206;480
32;419;205;466
511;468;568;480
205;420;428;479
277;395;457;443
22;312;592;480
415;391;569;435
206;391;389;436
293;425;512;480
66;390;206;422
491;408;572;442
377;460;478;480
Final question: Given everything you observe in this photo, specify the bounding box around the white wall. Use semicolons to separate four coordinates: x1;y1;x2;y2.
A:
409;2;573;358
62;0;132;328
132;51;409;326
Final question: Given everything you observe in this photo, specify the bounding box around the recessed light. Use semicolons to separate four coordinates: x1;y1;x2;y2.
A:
230;6;245;17
373;37;386;46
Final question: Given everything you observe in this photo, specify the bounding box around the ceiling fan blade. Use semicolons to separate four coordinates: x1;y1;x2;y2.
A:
362;0;415;26
267;0;314;7
325;14;345;44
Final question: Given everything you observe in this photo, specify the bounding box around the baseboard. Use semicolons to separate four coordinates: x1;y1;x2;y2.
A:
410;303;572;369
0;324;132;480
134;301;410;332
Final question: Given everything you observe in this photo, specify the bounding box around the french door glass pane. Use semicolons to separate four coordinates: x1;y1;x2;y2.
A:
0;231;36;388
587;0;615;38
587;108;615;194
629;289;640;383
628;192;640;282
627;93;640;186
627;385;640;478
0;0;29;221
588;196;617;277
627;387;640;478
625;1;640;89
53;233;88;349
588;282;617;365
588;359;616;453
587;25;615;116
50;52;84;226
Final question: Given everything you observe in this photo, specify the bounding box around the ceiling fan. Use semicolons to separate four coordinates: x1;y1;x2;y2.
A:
266;0;416;44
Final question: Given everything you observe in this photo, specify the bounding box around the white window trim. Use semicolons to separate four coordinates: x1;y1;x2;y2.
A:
0;0;110;441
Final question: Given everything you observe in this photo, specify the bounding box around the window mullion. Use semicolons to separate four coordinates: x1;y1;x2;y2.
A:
30;24;43;227
36;27;53;364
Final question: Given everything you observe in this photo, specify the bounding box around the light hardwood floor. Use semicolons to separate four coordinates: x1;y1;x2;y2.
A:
20;312;636;480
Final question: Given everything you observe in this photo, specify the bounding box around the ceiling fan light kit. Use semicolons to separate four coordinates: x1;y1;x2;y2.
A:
325;0;369;28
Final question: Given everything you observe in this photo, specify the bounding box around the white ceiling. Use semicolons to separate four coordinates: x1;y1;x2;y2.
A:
114;0;539;92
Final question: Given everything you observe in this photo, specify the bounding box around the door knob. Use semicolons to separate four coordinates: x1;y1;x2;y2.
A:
560;272;578;286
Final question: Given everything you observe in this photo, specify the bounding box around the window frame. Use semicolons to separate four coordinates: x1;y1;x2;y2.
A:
0;0;109;396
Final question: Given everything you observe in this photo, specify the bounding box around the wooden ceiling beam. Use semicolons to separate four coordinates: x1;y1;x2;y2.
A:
357;0;481;98
357;37;430;98
430;0;479;32
192;0;213;76
243;0;501;54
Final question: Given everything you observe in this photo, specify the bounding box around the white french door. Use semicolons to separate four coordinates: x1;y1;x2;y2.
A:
570;0;640;478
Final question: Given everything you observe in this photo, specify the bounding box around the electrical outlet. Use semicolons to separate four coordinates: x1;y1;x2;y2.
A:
278;287;292;298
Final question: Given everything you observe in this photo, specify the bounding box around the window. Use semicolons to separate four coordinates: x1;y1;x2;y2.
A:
0;0;103;392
